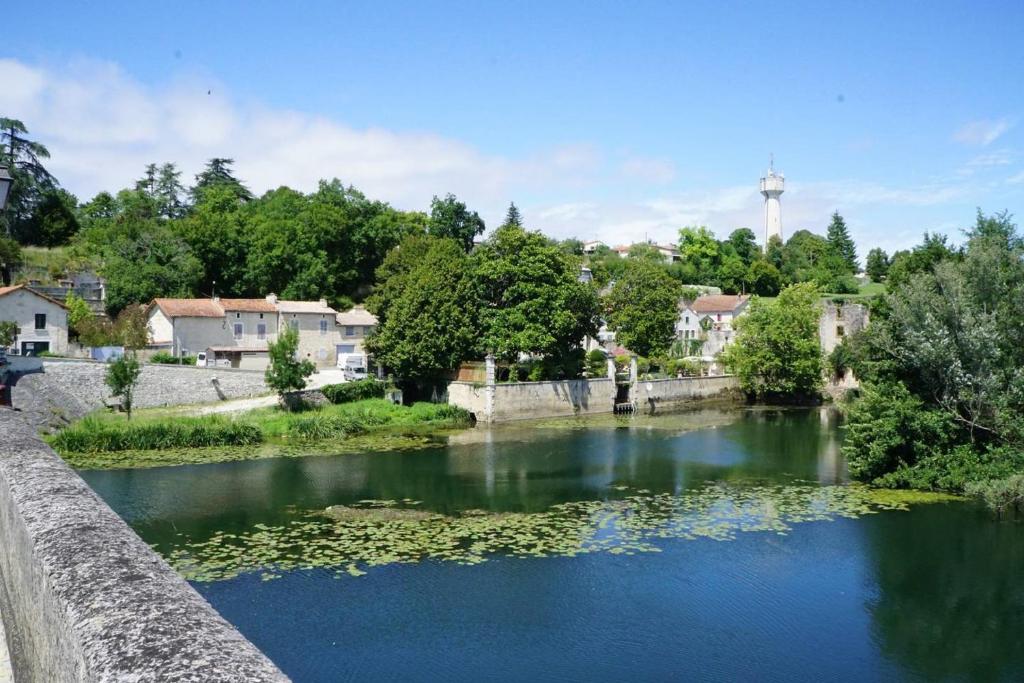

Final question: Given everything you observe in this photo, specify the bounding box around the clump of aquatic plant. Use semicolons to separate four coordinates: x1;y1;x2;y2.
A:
162;483;960;583
965;475;1024;518
50;415;263;452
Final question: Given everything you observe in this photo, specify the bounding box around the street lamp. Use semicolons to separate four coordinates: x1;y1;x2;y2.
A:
0;166;11;211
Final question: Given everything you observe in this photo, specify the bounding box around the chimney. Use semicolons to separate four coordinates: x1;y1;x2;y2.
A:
319;298;328;307
265;293;278;304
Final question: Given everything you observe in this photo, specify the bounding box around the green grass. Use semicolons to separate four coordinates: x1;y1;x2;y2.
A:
50;399;471;468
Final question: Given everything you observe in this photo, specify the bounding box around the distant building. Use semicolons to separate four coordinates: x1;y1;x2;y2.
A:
335;305;378;357
819;301;869;355
582;240;605;254
610;242;680;263
147;294;342;368
0;285;69;357
677;294;750;357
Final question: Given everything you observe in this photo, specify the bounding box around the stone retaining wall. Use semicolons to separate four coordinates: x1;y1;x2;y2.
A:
633;375;740;411
12;360;271;431
0;410;288;681
448;378;618;422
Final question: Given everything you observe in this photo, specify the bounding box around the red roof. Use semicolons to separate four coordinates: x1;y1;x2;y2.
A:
152;298;224;318
219;298;277;313
692;295;749;314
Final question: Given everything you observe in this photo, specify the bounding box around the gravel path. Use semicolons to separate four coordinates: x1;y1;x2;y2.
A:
188;369;350;416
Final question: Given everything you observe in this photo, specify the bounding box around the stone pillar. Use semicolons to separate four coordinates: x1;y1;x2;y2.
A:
629;355;638;386
484;354;496;422
606;357;617;381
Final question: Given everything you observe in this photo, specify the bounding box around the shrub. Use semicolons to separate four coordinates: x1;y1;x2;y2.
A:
828;275;861;294
51;416;263;452
321;378;386;404
149;351;197;365
586;349;608;378
965;474;1024;517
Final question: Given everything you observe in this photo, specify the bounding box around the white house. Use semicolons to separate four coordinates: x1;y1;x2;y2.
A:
271;296;342;366
582;240;605;255
0;285;69;357
335;305;378;357
148;294;341;368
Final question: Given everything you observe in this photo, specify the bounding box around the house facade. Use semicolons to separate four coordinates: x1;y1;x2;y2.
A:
0;285;69;357
148;294;341;368
271;296;342;366
675;294;750;358
335;305;378;357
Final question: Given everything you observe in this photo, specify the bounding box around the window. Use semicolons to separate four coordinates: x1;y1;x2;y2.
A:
257;323;267;341
836;325;845;338
35;314;46;330
233;322;244;340
259;313;264;319
345;325;355;336
836;307;844;320
235;312;241;319
319;319;328;336
685;316;689;324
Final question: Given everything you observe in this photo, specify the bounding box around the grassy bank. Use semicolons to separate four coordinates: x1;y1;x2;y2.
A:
50;399;471;469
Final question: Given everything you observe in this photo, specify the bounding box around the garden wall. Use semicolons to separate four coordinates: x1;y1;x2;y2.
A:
11;359;271;431
0;410;288;681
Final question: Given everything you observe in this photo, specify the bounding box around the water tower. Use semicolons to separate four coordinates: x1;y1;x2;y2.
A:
759;158;784;247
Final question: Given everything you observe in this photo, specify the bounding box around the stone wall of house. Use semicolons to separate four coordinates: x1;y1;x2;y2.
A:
11;360;270;431
633;375;741;412
819;301;870;355
0;410;288;681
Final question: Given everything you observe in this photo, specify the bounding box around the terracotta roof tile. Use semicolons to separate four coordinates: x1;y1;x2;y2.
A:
152;298;224;318
691;294;749;313
219;298;278;313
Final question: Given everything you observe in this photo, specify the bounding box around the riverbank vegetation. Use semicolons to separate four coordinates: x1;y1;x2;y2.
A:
49;399;471;468
839;211;1024;507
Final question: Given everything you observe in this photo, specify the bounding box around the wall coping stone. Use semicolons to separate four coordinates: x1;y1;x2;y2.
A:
0;410;289;682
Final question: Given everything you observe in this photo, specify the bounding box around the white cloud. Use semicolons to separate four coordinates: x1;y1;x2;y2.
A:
1007;170;1024;186
953;118;1014;146
620;157;677;184
0;58;597;221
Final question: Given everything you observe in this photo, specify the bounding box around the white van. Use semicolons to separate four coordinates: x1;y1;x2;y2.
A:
337;353;369;381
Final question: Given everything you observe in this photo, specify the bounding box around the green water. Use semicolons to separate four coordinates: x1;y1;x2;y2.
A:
81;406;1024;682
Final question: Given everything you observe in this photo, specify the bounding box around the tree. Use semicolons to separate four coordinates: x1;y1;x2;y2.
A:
865;247;889;282
265;325;316;402
366;237;480;379
190;158;253;204
103;224;204;314
114;304;151;350
603;260;682;357
473;225;600;364
727;228;760;266
0;236;21;286
826;211;858;272
26;189;79;246
428;193;485;252
501;202;523;229
0;320;17;347
678;226;720;281
746;259;782;296
722;282;823;399
0;117;58;242
105;354;142;420
155;163;187;218
64;293;93;339
885;232;957;290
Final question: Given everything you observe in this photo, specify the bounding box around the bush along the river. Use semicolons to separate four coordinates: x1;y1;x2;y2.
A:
840;211;1024;513
321;378;386;404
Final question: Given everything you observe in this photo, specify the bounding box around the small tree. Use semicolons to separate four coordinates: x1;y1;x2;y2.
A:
826;211;858;272
0;320;18;348
65;293;93;340
865;247;889;282
603;260;682;357
265;325;315;403
105;354;142;419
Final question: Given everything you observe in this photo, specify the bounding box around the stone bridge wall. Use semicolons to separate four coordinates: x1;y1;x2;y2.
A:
0;411;288;681
633;375;740;411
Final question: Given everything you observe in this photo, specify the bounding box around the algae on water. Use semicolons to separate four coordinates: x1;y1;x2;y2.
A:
163;483;959;583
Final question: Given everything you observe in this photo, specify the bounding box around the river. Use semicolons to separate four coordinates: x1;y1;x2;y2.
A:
80;406;1024;682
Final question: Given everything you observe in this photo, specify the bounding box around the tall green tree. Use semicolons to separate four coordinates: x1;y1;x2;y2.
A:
103;224;203;314
26;188;80;247
746;259;782;296
722;282;823;398
0;117;58;242
473;225;600;363
428;193;485;252
366;237;480;379
678;226;720;281
826;211;858;272
191;158;253;204
865;247;889;282
501;202;523;229
603;260;682;357
727;228;760;266
0;236;22;285
155;163;187;218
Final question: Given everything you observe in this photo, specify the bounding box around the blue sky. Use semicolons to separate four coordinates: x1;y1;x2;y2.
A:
4;0;1024;256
